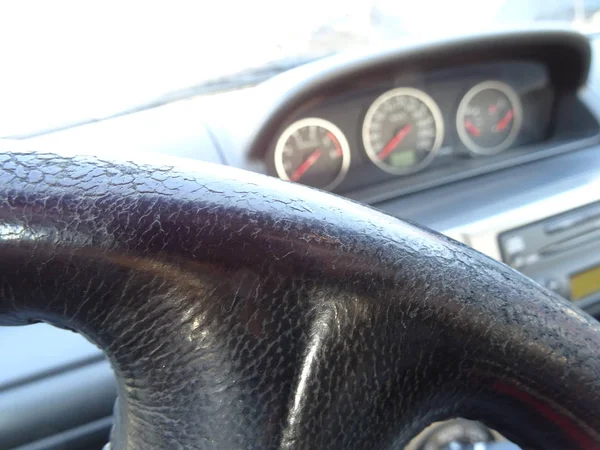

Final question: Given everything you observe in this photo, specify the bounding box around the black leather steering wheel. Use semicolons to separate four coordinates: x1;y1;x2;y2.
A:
1;148;600;450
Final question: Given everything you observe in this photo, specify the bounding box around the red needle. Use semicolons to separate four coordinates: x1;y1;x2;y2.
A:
326;131;343;157
464;119;481;137
378;125;412;160
495;109;514;132
290;149;322;182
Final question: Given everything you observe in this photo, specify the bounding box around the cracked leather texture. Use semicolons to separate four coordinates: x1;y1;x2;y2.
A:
1;149;600;450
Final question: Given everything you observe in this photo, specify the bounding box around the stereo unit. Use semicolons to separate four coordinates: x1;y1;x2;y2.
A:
499;201;600;304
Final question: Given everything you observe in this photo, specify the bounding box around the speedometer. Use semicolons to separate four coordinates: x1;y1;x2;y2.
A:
362;87;444;175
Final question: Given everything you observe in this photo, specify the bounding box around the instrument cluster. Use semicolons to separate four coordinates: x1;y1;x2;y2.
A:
269;61;551;192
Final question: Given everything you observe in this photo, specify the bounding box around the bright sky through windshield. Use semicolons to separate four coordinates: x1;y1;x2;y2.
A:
0;0;595;137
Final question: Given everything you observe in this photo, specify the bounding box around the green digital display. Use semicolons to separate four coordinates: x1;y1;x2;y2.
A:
389;150;417;167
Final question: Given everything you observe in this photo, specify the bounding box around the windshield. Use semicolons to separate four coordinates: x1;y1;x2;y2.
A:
2;0;599;138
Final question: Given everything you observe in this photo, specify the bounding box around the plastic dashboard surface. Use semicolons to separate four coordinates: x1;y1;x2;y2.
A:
6;27;600;450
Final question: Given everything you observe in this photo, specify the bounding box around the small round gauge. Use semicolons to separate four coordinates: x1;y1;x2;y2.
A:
456;81;523;155
274;118;350;190
417;419;495;450
362;87;444;175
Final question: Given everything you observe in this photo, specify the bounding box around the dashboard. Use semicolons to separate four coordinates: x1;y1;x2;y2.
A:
241;30;600;206
3;27;600;450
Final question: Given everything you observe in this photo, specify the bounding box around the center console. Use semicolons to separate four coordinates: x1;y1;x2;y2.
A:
500;201;600;303
446;179;600;315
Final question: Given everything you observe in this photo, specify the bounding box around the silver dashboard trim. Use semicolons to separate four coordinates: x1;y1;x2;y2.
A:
443;179;600;261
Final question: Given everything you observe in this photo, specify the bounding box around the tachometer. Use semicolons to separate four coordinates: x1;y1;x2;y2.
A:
274;118;350;190
362;87;444;175
456;81;522;155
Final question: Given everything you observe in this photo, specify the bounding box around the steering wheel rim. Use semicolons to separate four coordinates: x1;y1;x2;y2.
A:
0;146;599;449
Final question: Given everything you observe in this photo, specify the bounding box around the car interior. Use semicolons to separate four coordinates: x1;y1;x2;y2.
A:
2;15;600;450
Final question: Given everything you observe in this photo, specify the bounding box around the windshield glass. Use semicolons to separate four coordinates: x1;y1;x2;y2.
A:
2;1;598;138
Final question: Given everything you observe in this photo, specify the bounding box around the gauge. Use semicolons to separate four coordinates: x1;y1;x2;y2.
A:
417;419;495;450
362;87;444;175
274;118;350;190
456;81;522;155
